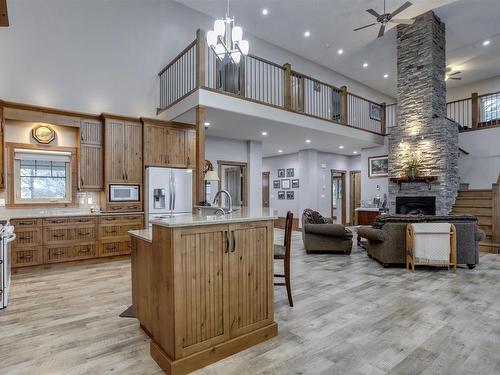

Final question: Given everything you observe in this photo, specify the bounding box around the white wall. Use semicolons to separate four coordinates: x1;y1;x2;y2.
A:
0;0;394;119
360;139;389;205
459;127;500;189
263;150;356;224
447;75;500;102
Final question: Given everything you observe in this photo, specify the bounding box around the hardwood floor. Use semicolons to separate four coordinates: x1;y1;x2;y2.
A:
1;229;500;374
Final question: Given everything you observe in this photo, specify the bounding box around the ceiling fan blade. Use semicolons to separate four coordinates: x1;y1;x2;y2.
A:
378;24;386;38
389;18;415;25
354;23;377;31
366;9;381;18
0;0;8;27
390;1;412;17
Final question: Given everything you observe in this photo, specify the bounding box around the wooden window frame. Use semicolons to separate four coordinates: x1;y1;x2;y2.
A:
217;160;248;207
6;142;78;208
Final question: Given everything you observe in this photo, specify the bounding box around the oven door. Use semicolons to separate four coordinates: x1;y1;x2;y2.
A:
109;185;140;202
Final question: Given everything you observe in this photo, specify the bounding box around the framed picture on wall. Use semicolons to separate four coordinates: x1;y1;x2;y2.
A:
273;180;280;189
286;168;294;177
292;179;299;188
278;191;285;200
281;179;291;189
368;155;389;178
286;191;294;200
278;169;285;178
369;102;381;121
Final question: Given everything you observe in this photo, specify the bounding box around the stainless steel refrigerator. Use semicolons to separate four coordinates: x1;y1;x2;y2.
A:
145;167;193;226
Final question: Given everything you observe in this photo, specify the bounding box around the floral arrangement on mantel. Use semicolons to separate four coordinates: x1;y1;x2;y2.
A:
405;151;423;179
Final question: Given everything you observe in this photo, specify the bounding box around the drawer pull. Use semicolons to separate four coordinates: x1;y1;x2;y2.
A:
104;217;117;221
77;219;91;223
19;255;33;260
19;235;33;240
52;234;66;238
79;248;91;253
105;229;117;234
127;206;137;210
106;245;117;250
78;232;91;236
18;221;35;226
53;251;65;256
50;220;65;224
111;207;121;211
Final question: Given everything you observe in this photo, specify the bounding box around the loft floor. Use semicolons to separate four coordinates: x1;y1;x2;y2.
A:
1;230;499;374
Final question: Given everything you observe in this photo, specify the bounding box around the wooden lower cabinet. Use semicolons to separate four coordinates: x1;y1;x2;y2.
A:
10;213;144;271
135;220;277;375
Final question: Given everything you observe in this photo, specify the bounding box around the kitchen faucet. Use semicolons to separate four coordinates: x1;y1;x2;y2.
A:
213;190;233;213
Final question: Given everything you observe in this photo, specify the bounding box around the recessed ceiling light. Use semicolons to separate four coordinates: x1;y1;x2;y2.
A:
337;49;344;55
262;8;268;15
204;122;210;126
304;31;311;38
278;149;283;153
353;151;358;154
305;139;311;143
383;73;389;79
261;131;268;136
363;62;368;68
483;40;491;46
339;145;344;149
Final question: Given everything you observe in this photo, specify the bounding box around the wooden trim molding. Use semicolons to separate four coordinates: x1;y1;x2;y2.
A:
0;99;100;121
6;142;78;208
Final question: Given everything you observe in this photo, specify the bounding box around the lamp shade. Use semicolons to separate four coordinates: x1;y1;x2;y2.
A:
206;30;217;47
231;51;241;64
204;170;220;181
214;43;225;58
232;26;243;42
239;40;249;55
214;19;225;37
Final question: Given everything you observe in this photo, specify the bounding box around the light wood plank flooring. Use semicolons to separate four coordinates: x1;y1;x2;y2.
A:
1;229;499;375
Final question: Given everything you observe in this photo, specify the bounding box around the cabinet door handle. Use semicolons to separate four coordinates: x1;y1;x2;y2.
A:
53;251;65;256
225;231;230;253
231;230;236;253
78;232;90;236
18;221;35;226
106;245;117;250
53;234;66;238
19;235;32;240
80;177;84;186
79;248;91;253
19;255;33;260
51;220;65;224
105;229;117;234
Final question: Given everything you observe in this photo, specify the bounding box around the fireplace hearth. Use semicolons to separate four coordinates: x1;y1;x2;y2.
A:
396;196;436;215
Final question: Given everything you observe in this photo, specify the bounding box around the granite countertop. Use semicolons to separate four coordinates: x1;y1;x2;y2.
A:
128;229;152;243
1;209;144;220
149;207;277;228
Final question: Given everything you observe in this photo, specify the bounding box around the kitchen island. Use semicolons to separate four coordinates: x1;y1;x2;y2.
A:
129;208;278;375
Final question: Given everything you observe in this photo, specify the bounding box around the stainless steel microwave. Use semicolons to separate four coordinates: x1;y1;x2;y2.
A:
109;184;140;202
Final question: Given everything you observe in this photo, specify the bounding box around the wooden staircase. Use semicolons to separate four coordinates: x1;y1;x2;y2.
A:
452;178;500;253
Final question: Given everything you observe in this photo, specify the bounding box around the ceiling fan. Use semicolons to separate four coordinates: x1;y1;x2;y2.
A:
0;0;8;27
354;0;415;38
445;70;462;81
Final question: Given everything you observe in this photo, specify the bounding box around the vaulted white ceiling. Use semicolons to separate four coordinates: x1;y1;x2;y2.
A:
176;0;500;97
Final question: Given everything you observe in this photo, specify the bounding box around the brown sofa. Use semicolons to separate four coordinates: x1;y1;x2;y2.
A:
357;214;485;269
302;209;353;254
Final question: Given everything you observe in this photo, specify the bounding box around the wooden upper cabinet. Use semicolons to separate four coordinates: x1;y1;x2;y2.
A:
142;120;196;169
79;118;103;190
185;129;196;170
124;121;143;183
0;106;4;189
104;117;142;184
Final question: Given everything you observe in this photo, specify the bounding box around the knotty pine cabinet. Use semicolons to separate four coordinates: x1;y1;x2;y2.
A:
79;118;103;190
0;106;4;189
142;119;196;169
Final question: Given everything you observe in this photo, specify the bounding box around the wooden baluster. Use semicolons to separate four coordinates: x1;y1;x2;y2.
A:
340;86;348;125
283;63;292;110
196;28;206;88
380;102;386;135
471;92;479;129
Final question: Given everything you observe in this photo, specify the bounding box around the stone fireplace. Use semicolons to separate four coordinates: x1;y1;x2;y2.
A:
388;11;459;215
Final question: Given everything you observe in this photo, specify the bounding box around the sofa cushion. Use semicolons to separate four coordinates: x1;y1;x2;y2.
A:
303;208;329;224
305;223;351;238
357;226;386;242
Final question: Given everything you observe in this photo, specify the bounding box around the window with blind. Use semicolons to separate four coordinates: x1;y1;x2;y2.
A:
14;149;72;204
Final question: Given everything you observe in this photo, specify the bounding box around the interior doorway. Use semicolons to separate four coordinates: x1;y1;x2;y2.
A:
217;160;248;208
350;170;361;225
262;172;270;208
331;170;346;225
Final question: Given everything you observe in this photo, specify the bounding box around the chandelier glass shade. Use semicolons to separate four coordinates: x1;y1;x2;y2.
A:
206;1;249;65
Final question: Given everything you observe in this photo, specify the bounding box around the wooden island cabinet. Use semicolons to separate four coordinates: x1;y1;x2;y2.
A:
129;210;278;375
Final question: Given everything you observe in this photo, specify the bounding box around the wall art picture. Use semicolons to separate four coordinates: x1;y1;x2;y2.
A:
278;169;285;178
277;191;285;200
286;191;294;200
286;168;294;177
281;179;291;189
368;155;389;178
273;180;280;189
291;179;299;188
369;102;381;121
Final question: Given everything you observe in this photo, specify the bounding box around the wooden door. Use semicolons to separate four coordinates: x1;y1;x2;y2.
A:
350;171;361;225
228;221;274;338
124;121;143;183
262;172;270;208
165;128;186;167
143;124;167;167
173;225;230;358
80;144;103;189
185;129;196;169
105;119;126;183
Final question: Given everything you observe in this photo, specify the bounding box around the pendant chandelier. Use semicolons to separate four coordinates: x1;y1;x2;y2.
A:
206;0;249;64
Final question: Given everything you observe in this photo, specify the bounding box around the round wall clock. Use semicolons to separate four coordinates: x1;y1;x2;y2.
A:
32;124;56;144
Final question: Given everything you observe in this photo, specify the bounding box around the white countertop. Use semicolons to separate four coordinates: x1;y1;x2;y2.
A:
0;209;144;220
128;229;152;243
355;207;381;212
149;207;277;228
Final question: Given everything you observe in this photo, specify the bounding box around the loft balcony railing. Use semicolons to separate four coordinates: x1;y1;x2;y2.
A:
447;91;500;130
158;30;391;136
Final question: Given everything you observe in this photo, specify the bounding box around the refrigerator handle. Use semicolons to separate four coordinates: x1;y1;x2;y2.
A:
168;173;173;211
173;173;176;211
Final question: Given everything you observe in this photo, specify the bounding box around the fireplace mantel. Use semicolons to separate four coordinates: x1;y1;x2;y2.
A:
390;176;438;191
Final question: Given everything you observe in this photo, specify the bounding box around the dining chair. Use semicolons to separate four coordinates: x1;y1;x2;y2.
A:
274;211;294;307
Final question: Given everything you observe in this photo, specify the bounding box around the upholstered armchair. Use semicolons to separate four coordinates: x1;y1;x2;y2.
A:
302;209;353;254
